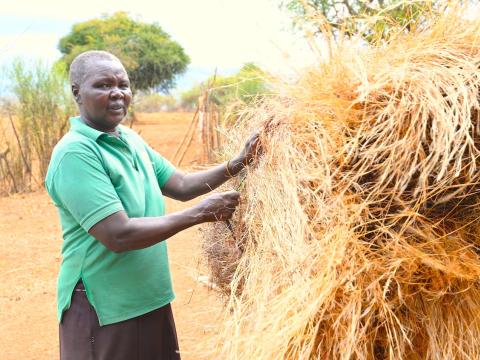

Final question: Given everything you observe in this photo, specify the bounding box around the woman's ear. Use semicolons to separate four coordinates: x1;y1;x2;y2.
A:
72;84;81;104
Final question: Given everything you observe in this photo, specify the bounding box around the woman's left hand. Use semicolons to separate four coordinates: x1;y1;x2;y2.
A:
226;131;263;177
239;131;262;167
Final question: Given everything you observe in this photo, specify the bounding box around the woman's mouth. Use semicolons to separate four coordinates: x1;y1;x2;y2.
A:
108;105;124;114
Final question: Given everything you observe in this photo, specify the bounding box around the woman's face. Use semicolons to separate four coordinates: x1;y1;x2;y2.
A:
73;59;132;132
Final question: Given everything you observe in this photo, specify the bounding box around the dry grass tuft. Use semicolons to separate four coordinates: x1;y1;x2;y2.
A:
202;4;480;360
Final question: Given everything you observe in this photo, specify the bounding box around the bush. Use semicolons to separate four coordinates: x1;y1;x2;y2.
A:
0;60;75;194
134;92;177;113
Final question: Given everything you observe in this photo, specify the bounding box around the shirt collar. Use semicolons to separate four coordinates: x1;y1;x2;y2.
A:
70;116;123;141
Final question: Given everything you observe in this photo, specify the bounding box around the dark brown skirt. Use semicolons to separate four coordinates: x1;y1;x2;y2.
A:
59;281;181;360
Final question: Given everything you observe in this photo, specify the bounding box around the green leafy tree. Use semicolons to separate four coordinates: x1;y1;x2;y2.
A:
281;0;440;42
180;63;269;111
58;12;190;93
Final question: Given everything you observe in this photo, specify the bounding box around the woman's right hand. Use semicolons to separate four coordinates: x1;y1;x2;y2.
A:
194;190;240;222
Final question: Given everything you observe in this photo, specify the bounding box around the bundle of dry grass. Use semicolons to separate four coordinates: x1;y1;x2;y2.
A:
202;4;480;360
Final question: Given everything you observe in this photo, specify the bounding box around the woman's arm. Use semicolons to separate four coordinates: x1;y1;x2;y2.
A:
89;190;240;253
162;132;261;201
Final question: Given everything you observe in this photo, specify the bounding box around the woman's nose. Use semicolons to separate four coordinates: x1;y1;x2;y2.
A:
110;88;124;99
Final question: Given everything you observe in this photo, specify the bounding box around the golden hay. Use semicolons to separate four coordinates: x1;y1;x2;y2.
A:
203;4;480;360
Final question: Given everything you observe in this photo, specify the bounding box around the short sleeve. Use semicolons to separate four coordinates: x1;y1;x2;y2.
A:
144;145;176;188
50;152;125;231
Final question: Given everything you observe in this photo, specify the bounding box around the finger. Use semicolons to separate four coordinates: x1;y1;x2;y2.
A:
246;132;259;146
223;212;234;220
224;210;234;218
223;206;238;213
224;191;240;199
251;134;260;147
231;191;240;199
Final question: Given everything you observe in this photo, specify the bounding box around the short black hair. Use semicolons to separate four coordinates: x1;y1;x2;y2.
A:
69;50;123;85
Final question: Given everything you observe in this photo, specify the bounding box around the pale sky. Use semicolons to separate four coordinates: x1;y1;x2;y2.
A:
0;0;316;92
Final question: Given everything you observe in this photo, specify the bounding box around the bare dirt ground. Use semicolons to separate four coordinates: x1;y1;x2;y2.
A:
0;112;223;359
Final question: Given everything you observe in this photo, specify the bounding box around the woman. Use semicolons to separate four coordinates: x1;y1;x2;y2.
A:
45;50;260;360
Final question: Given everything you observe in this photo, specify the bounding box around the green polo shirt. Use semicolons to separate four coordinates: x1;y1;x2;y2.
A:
45;116;176;326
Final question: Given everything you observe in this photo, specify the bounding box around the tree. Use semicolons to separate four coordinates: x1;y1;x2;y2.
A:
281;0;440;42
180;63;269;111
58;12;190;93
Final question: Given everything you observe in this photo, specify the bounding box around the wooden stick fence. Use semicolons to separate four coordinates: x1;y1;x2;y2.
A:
172;87;222;167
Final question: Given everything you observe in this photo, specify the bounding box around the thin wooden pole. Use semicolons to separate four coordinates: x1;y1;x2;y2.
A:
172;108;200;165
0;148;19;193
8;112;31;174
177;114;200;167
